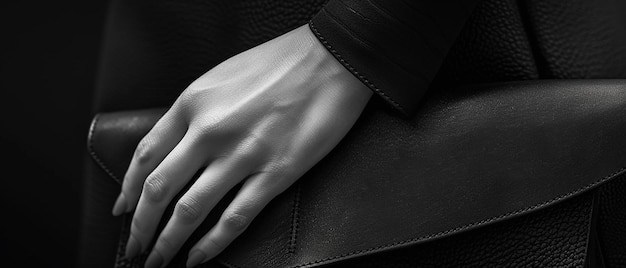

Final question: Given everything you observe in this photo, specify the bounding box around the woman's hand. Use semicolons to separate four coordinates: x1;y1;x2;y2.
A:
111;25;372;268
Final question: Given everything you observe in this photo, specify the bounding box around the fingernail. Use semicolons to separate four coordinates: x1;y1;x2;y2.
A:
145;250;164;268
186;250;206;268
112;193;127;216
125;235;141;259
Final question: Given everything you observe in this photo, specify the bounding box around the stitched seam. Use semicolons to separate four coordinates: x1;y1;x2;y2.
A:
87;113;121;184
288;184;302;253
287;167;626;268
308;21;407;114
216;166;626;268
89;111;624;266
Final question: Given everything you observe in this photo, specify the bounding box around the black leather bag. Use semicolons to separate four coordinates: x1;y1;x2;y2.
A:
82;0;626;266
87;80;626;268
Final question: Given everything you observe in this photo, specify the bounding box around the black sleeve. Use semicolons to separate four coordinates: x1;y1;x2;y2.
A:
309;0;480;116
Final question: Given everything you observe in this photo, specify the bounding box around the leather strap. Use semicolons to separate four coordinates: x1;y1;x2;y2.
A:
88;80;626;268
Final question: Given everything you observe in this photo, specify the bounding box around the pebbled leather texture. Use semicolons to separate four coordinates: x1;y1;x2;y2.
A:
88;80;626;268
522;1;626;265
322;191;595;268
434;0;540;86
597;174;626;267
523;0;626;79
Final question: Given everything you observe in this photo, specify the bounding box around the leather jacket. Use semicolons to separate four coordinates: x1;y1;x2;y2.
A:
310;0;479;116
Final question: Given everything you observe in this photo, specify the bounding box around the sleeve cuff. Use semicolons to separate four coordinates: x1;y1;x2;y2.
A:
309;0;477;116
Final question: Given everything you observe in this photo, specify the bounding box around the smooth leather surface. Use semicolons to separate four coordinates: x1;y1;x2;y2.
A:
111;168;595;268
88;80;626;268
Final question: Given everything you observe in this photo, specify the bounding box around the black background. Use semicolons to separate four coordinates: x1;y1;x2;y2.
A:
1;1;109;266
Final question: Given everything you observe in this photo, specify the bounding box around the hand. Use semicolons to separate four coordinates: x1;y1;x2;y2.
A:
111;24;373;268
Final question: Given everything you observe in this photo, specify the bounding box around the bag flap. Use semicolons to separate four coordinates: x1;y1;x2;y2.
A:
88;80;626;268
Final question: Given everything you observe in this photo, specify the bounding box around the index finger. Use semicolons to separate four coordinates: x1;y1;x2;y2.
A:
112;108;187;216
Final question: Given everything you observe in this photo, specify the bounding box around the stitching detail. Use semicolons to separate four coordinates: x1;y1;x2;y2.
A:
288;184;302;253
216;166;626;268
92;109;625;266
308;21;407;114
87;113;122;184
89;112;625;267
287;167;626;268
88;110;624;266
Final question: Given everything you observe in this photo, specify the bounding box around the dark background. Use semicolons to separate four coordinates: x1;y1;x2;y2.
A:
1;1;109;266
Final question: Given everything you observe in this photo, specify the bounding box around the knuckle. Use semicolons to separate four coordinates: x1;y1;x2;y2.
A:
257;169;294;196
187;120;221;144
178;87;211;114
142;173;167;202
178;87;198;107
195;122;220;138
233;136;268;161
134;138;153;164
206;238;224;251
156;236;177;252
262;158;290;173
246;135;271;154
262;179;286;196
221;212;250;232
131;217;145;234
270;162;297;181
230;151;258;168
175;197;203;223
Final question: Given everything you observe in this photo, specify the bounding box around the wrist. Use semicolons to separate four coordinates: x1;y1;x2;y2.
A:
283;24;373;105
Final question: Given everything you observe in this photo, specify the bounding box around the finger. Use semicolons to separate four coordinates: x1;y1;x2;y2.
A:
186;172;281;267
125;133;206;259
113;109;186;216
144;156;253;268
